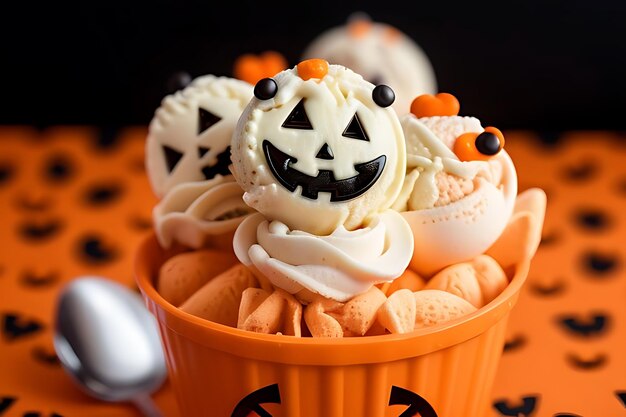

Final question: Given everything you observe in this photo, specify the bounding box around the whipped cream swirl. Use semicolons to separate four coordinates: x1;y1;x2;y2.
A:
233;210;413;302
154;175;252;249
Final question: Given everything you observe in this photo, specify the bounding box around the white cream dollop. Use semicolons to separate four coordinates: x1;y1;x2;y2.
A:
153;175;252;249
393;114;517;277
233;210;413;302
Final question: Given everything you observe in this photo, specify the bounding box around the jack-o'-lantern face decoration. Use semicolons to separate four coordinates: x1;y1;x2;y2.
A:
146;75;253;197
230;384;438;417
231;60;406;235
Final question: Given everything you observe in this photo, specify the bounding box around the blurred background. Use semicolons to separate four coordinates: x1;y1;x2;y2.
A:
1;0;625;130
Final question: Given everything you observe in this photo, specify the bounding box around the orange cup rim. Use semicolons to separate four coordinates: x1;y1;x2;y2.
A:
135;233;529;366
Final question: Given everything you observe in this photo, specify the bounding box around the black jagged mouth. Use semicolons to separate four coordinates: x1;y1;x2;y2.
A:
262;140;386;202
201;146;232;181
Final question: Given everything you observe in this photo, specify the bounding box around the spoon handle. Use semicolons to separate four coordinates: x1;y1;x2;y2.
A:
132;394;164;417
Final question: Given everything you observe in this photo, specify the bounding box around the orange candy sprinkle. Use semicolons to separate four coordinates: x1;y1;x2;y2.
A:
453;132;481;162
297;59;329;81
453;127;505;162
233;51;288;85
382;26;402;44
347;19;372;38
410;93;460;118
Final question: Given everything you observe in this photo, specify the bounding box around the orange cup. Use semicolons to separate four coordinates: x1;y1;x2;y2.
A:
135;234;530;417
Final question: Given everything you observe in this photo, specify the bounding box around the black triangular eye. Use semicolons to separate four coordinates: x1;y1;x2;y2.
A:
198;108;221;135
162;145;184;174
198;146;210;158
281;99;313;130
342;113;369;141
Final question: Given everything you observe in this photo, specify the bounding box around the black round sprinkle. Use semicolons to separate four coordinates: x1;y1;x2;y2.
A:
254;78;278;100
45;155;74;183
372;85;395;108
475;132;501;155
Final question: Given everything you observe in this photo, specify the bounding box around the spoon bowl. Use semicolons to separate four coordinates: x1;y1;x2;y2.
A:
54;276;167;416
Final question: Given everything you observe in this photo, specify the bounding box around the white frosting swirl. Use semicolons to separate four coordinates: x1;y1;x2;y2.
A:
233;210;413;302
153;175;253;249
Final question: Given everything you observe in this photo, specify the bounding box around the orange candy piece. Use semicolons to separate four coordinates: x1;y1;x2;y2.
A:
347;19;372;38
453;126;505;162
233;51;288;85
410;93;460;118
297;59;329;81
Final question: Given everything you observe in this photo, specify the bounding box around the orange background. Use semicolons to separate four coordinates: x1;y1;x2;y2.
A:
0;128;625;416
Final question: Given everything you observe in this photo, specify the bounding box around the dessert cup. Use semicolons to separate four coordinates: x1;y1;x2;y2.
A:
135;233;530;417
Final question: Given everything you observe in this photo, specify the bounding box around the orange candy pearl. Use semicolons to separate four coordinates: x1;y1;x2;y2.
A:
410;93;460;118
233;51;288;85
453;126;505;162
297;59;329;81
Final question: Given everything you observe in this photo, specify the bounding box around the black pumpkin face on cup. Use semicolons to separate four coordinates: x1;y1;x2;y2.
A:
230;384;438;417
231;60;406;235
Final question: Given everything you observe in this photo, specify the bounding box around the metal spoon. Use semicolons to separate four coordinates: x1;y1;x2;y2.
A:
54;276;167;417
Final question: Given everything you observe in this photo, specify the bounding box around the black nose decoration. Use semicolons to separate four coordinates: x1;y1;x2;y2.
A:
315;143;334;160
